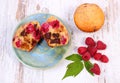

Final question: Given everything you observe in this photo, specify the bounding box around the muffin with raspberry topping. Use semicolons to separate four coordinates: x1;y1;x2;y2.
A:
41;16;69;47
12;21;41;51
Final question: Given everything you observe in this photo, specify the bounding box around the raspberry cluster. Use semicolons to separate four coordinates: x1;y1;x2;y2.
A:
78;37;109;75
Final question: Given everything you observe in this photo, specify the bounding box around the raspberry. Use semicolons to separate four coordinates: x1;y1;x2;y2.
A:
33;29;41;40
61;36;67;45
78;47;87;55
100;55;109;63
94;53;102;60
49;20;60;28
26;24;35;33
87;46;97;57
90;63;101;75
96;40;106;50
41;23;49;33
82;52;91;61
85;37;96;46
15;39;21;48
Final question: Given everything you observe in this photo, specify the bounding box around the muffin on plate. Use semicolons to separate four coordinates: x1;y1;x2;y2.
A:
41;16;69;47
74;3;105;32
12;21;41;51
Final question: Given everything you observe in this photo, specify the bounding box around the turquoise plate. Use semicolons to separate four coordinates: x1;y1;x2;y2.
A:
12;13;71;69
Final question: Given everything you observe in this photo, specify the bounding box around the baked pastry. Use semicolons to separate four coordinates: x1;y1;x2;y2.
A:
41;16;69;47
12;21;41;51
74;3;105;32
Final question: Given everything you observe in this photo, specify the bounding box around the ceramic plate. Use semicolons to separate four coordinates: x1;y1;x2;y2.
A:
12;13;71;69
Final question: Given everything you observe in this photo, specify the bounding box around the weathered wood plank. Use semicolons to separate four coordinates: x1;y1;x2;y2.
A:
0;0;43;83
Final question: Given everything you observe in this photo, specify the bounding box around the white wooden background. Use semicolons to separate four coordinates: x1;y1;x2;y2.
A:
0;0;120;83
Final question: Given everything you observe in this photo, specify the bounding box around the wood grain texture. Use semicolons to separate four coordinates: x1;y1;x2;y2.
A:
0;0;120;83
16;0;27;21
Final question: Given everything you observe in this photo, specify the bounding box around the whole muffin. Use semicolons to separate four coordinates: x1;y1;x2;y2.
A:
74;3;105;32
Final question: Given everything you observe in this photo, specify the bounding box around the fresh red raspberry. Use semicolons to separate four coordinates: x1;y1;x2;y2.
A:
15;39;21;48
49;20;60;28
90;63;101;75
85;37;96;46
41;23;49;33
78;47;87;55
87;46;97;57
94;53;102;60
100;55;109;63
96;40;106;50
82;52;91;61
25;24;35;33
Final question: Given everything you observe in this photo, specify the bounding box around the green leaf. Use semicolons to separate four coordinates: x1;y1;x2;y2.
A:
84;61;94;76
65;54;82;61
62;61;84;80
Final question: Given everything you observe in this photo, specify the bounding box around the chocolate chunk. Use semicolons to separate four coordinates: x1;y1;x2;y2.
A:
45;32;51;39
50;39;60;44
52;33;59;39
13;37;15;41
34;24;37;28
21;30;27;36
32;39;37;46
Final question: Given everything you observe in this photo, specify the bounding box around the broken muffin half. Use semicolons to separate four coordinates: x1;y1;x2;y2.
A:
12;21;42;51
41;16;69;47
